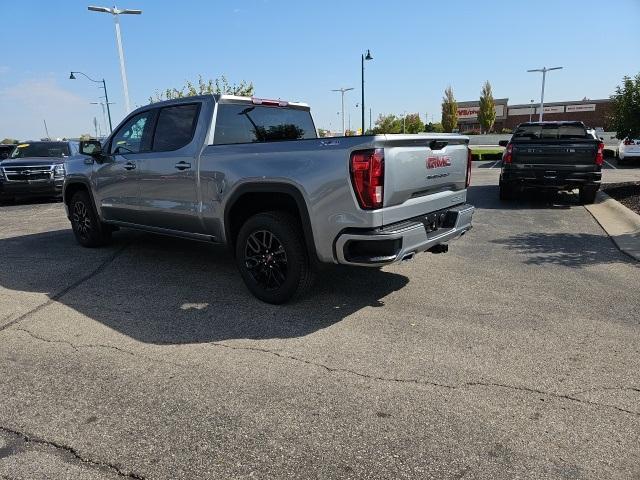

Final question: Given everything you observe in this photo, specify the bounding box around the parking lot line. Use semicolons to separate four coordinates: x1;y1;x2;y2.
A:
489;160;501;169
604;160;617;170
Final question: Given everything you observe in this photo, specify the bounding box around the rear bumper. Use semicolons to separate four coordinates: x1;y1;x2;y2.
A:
501;167;601;189
0;179;63;199
334;203;474;266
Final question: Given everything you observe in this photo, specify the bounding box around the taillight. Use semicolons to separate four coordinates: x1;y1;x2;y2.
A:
350;148;384;210
624;138;635;145
465;147;472;188
503;143;513;164
595;141;604;166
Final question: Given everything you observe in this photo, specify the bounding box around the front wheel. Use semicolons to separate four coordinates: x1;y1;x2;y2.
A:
235;211;313;304
70;190;112;247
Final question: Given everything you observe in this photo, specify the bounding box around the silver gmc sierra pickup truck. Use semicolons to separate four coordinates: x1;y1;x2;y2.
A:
64;94;474;303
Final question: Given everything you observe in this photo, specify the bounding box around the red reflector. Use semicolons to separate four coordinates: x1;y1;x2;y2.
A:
595;141;604;166
624;138;635;145
503;143;513;164
350;148;384;210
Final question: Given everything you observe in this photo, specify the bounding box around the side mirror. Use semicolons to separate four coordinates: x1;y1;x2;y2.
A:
79;139;103;157
498;140;509;147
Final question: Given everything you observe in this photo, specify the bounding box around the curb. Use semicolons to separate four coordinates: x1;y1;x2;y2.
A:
585;191;640;262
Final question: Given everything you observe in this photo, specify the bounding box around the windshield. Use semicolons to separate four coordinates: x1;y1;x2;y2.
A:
10;142;70;159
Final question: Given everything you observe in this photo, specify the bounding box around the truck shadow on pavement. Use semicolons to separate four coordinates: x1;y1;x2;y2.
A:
0;229;408;344
468;184;578;210
491;232;633;268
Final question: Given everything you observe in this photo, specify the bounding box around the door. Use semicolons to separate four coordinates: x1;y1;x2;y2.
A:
94;109;156;224
136;103;202;233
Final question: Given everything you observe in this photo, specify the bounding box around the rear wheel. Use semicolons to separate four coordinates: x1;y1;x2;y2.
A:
499;181;515;201
70;190;112;247
579;186;598;205
235;211;313;304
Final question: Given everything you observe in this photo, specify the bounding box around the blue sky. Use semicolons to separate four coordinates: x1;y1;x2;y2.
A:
1;0;638;139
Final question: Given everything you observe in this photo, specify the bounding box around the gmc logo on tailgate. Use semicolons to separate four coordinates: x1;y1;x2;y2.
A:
426;156;451;169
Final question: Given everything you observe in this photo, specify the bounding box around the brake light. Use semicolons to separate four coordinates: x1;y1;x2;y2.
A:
624;138;635;145
350;148;384;210
503;143;513;164
466;147;472;188
595;141;604;166
251;97;289;107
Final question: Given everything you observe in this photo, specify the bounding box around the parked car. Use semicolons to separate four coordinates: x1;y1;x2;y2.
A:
0;144;16;160
617;137;640;165
498;121;603;204
63;94;474;303
0;141;78;202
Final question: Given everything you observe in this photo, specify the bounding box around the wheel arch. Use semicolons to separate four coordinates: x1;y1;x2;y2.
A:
224;182;317;261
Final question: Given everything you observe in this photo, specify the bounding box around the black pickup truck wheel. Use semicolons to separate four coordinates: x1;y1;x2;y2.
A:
499;181;515;201
70;190;112;247
235;211;313;304
579;186;598;205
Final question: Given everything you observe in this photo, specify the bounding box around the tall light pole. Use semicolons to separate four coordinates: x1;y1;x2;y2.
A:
70;71;113;132
361;49;373;135
527;66;563;121
331;87;354;136
88;5;142;114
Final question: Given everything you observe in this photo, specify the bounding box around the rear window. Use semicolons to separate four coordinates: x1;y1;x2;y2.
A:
213;104;316;145
513;124;589;140
10;142;70;158
152;103;200;151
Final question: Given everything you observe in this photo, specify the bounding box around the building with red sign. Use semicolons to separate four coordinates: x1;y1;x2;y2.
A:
456;98;612;132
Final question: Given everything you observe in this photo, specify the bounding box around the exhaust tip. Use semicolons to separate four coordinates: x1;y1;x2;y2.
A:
401;252;415;261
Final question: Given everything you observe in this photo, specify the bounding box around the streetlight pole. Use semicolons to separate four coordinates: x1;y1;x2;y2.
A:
527;66;563;121
361;49;373;135
88;5;142;114
331;87;354;135
70;71;113;133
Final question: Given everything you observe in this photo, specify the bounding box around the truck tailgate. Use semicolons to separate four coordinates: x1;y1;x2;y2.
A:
381;135;469;209
511;141;599;166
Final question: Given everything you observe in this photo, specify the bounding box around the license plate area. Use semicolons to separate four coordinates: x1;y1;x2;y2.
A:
420;208;457;234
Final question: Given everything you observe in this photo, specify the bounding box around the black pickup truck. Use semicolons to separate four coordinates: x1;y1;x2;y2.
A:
498;121;604;204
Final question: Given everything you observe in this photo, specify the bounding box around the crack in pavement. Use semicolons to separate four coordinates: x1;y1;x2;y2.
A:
0;242;130;333
10;327;639;418
0;425;146;479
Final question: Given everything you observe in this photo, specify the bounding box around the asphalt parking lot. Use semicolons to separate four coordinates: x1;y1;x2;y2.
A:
1;166;639;479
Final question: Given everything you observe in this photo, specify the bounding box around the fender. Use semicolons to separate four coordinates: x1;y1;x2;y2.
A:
223;182;318;261
63;178;101;221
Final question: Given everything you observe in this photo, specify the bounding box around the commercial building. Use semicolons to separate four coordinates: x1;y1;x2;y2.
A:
456;98;613;132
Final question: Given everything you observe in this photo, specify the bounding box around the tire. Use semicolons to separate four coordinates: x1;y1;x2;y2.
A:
69;190;112;247
499;181;515;201
235;211;314;304
579;186;598;205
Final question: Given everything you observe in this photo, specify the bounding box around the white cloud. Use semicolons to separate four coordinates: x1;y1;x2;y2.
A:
0;78;94;140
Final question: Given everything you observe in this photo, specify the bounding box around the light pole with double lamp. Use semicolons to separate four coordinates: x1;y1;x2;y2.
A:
361;49;373;134
527;66;563;121
88;5;142;114
331;87;354;135
69;71;113;133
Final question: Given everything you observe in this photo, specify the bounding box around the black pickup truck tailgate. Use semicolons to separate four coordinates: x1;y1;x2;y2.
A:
511;140;599;166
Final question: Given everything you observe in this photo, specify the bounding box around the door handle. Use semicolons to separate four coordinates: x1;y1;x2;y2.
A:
123;162;136;170
175;161;191;170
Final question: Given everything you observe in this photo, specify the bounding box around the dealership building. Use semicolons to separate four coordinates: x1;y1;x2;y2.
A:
456;98;613;132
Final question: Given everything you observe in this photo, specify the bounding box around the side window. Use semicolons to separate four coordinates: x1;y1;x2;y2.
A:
110;110;155;155
152;104;200;152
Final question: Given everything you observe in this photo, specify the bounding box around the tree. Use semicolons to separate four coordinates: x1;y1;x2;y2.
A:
609;73;640;139
478;80;496;133
372;114;402;134
79;133;93;141
441;86;458;133
1;138;18;144
424;122;444;133
317;128;330;138
150;75;255;103
403;113;424;134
